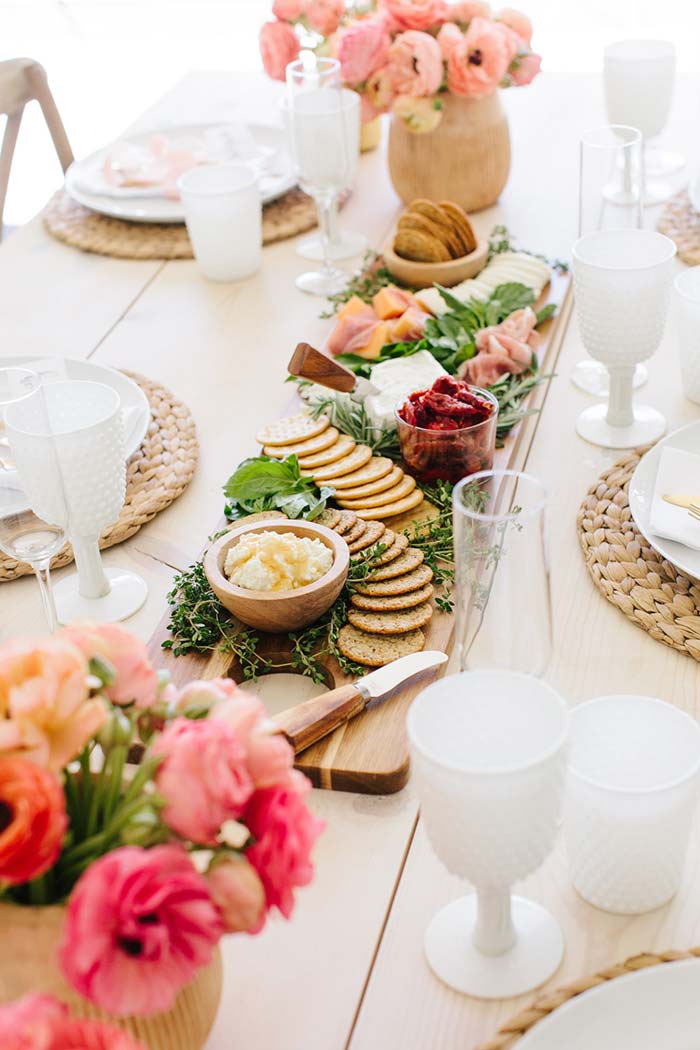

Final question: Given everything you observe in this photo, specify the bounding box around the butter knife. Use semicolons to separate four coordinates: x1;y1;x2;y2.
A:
662;494;700;510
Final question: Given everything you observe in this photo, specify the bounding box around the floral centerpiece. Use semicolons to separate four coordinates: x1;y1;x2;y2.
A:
0;623;323;1048
259;0;541;208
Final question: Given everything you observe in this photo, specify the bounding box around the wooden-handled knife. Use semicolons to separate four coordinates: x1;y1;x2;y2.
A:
287;342;378;398
272;651;448;754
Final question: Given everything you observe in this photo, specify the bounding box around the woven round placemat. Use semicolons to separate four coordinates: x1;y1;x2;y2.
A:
0;370;197;581
657;189;700;264
476;946;700;1049
576;449;700;661
43;186;319;259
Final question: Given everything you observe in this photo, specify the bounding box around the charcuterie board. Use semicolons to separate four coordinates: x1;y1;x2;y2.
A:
148;269;572;795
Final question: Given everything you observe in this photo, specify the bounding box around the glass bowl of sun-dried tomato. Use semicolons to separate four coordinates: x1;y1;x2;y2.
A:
395;375;499;484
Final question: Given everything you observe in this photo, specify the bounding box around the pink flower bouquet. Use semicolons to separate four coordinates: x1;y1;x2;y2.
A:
0;623;323;1023
259;0;541;132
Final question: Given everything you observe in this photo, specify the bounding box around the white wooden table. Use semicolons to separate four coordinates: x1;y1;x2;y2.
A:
2;71;700;1049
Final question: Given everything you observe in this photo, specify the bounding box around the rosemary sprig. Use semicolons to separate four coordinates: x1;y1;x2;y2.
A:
308;393;402;459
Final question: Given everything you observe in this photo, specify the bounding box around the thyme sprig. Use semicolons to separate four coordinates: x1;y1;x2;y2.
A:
404;480;456;613
307;392;402;459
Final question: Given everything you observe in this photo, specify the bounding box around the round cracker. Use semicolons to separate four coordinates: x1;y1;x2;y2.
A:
332;510;359;535
347;520;385;554
438;201;477;254
306;445;372;482
330;457;394;490
372;532;409;566
350;582;434;612
256;413;329;447
297;434;356;469
347;601;433;635
315;508;342;530
336;625;425;668
369;546;424;581
394;228;450;264
356;488;424;520
336;465;404;501
263;426;339;459
355;563;434;596
397;212;461;258
343;519;367;546
339;475;416;511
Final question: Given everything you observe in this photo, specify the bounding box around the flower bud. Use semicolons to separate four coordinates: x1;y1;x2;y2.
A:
97;707;133;752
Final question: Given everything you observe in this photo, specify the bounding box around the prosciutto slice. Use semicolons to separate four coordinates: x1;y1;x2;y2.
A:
463;306;538;386
327;305;378;356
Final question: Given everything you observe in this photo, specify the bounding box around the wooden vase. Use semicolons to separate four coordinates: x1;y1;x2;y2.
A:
387;92;511;212
0;902;222;1049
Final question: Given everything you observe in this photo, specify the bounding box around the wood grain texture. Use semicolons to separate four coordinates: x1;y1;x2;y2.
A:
274;682;365;753
288;342;357;392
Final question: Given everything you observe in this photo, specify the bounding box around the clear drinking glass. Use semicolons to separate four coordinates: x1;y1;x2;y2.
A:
673;267;700;405
408;669;569;998
604;40;679;203
572;125;647;397
0;369;66;631
573;229;676;448
564;695;700;914
453;470;552;676
178;162;261;282
286;58;361;295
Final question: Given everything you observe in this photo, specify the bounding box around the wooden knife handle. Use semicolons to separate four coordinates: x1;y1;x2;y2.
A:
273;684;366;754
288;342;357;393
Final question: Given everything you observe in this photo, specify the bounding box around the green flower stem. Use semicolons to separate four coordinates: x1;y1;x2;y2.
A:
102;745;126;824
28;873;48;905
84;754;108;839
120;756;159;809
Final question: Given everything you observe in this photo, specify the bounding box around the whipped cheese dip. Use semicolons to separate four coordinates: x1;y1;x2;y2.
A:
224;530;333;592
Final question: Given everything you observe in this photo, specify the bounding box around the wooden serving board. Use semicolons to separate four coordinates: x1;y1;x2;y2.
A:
148;270;573;795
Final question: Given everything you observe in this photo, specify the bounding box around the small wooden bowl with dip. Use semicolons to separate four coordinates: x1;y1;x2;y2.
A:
204;520;349;633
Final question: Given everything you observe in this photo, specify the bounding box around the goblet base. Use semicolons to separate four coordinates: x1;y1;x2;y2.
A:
54;567;148;624
576;402;666;448
571;360;648;396
295;267;348;296
424;894;564;999
645;147;684;176
644;179;674;207
297;231;367;261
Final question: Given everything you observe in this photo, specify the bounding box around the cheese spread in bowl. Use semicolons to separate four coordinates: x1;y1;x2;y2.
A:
224;529;333;592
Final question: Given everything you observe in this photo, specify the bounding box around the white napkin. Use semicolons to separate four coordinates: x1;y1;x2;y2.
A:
649;446;700;551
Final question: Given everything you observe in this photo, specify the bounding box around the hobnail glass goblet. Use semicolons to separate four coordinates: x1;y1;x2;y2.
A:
407;670;569;999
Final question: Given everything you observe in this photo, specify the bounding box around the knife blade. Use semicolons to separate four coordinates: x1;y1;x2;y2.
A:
662;494;700;510
272;650;448;755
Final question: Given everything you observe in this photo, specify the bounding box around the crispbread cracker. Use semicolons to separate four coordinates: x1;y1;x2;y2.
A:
356;488;424;520
347;520;385;554
336;465;404;500
371;532;408;566
343;519;367;545
397;213;462;258
350;583;434;612
256;413;329;447
330;457;394;490
439;200;477;254
394;228;450;264
316;508;341;530
347;601;433;635
336;625;425;667
306;445;372;482
355;563;433;596
339;474;416;511
369;547;424;580
263;426;338;459
297;434;355;469
332;510;359;535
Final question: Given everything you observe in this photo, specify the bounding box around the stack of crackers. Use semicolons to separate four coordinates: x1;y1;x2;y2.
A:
257;412;424;521
393;198;477;264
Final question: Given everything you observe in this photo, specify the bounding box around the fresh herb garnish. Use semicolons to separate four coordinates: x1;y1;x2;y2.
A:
404;480;456;612
307;394;402;460
319;251;395;317
223;454;332;521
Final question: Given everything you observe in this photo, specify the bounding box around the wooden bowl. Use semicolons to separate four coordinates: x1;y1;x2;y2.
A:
383;236;489;289
204;520;349;633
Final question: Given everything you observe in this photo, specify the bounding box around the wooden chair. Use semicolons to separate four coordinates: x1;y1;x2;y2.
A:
0;58;74;239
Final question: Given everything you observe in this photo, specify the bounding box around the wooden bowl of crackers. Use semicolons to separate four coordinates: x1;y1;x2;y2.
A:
384;198;488;289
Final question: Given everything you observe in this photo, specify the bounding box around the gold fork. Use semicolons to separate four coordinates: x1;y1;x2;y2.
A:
688;502;700;523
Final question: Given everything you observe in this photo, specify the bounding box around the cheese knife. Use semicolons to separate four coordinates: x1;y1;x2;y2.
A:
288;342;378;398
272;650;448;754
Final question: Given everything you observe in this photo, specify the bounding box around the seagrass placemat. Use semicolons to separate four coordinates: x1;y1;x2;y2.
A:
0;370;198;581
42;186;319;259
576;449;700;660
657;189;700;265
476;946;700;1049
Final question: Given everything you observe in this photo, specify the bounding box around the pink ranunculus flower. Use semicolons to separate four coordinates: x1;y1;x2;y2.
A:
437;21;463;59
59;845;223;1017
393;93;444;133
337;18;391;85
259;19;301;81
206;855;266;933
304;0;344;35
366;64;396;112
245;771;324;921
61;622;159;709
171;675;241;715
154;717;254;845
0;637;105;771
211;692;294;789
511;49;541;85
497;6;532;44
0;993;65;1050
494;20;521;63
447;15;511;97
447;0;491;23
380;0;448;31
388;30;444;97
272;0;304;19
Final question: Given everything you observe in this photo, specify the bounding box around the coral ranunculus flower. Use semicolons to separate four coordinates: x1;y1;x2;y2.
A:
272;0;304;18
206;856;266;934
447;15;511;96
0;994;147;1050
305;0;345;36
337;18;391;85
259;19;301;81
211;692;294;790
381;0;448;31
388;30;444;97
497;5;532;44
59;845;222;1017
61;622;159;709
0;757;67;884
437;20;464;59
511;49;541;85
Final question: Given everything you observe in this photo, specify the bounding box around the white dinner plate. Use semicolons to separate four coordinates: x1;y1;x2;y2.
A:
64;123;296;223
628;419;700;580
517;957;700;1049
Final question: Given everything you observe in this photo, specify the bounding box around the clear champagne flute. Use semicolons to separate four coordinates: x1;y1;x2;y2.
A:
0;369;66;632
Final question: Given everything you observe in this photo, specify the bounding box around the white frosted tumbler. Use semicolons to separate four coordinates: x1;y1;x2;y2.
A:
179;162;261;282
674;267;700;404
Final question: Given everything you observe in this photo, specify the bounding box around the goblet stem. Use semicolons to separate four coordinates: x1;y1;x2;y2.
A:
32;558;58;633
72;536;110;598
606;366;635;426
473;887;517;956
317;193;336;278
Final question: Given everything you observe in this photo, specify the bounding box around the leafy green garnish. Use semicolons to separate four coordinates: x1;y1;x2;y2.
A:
223;455;332;521
306;395;402;460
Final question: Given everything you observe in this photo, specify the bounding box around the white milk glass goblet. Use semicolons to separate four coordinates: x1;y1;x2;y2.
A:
572;125;646;397
573;229;676;448
5;380;147;623
673;267;700;405
453;470;552;677
0;369;66;631
178;162;261;282
286;58;361;295
564;695;700;914
408;670;569;998
604;40;679;203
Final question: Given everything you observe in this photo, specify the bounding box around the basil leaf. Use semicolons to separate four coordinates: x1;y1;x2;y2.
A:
535;303;556;325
